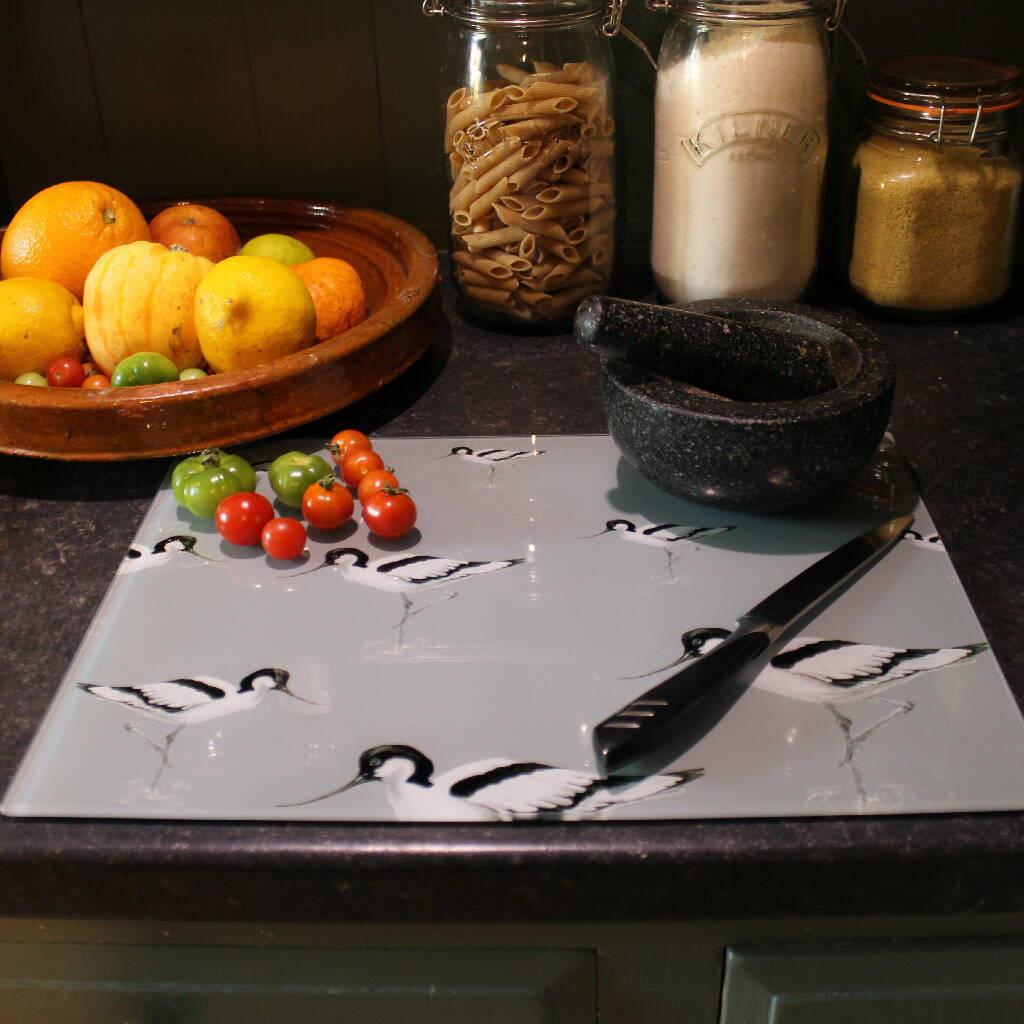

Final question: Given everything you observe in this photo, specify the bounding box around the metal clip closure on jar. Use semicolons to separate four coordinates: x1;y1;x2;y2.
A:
425;0;619;332
645;0;834;304
845;55;1024;315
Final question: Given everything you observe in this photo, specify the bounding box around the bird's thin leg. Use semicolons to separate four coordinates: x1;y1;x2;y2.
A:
405;590;457;619
847;697;915;755
824;703;869;806
124;722;167;759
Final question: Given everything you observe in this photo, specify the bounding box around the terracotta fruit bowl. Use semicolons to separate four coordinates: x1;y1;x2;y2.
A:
576;296;896;514
0;197;440;461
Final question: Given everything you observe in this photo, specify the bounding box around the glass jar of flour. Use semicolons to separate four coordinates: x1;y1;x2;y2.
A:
423;0;620;332
645;0;834;302
843;55;1023;316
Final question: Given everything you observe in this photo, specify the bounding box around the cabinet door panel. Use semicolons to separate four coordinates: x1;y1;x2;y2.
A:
0;942;594;1023
722;939;1024;1024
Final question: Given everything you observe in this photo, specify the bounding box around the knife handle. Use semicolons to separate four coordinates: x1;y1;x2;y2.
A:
595;630;770;775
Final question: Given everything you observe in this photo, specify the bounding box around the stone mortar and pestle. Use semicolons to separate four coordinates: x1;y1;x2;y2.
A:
575;295;896;513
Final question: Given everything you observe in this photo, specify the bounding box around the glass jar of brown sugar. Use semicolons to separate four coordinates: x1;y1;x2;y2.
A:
842;55;1023;316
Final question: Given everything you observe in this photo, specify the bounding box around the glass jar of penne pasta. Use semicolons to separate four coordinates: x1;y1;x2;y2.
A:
424;0;620;331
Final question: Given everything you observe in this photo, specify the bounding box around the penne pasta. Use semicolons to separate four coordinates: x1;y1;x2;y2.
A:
457;268;518;291
463;224;528;251
467;176;510;223
464;284;516;307
444;57;615;323
451;250;514;279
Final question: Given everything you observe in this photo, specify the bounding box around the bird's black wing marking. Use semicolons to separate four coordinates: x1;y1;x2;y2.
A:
772;640;920;687
162;677;226;699
449;762;552;798
376;554;489;583
111;678;227;712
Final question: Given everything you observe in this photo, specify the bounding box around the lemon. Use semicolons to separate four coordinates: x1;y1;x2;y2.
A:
193;254;317;373
0;277;87;381
239;232;315;266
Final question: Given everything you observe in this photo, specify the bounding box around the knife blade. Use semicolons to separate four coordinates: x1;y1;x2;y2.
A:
593;514;914;775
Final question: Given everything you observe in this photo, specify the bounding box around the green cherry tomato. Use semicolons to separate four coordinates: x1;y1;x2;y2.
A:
171;448;257;519
13;371;48;386
111;351;180;387
268;450;334;508
179;367;208;381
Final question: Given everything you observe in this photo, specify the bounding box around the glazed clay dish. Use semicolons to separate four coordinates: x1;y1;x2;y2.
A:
0;197;440;461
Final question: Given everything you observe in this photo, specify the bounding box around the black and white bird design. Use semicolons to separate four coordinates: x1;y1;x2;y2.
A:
634;627;988;770
587;519;734;579
281;743;705;821
441;444;545;483
904;528;945;552
79;667;314;783
291;547;524;643
119;535;215;574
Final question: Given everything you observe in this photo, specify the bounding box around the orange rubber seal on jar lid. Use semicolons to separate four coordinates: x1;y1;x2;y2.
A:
867;90;1024;116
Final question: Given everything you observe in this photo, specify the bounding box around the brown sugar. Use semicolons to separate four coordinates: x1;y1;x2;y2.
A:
848;133;1022;312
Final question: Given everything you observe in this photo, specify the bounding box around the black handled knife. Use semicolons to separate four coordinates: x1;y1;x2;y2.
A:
594;514;914;775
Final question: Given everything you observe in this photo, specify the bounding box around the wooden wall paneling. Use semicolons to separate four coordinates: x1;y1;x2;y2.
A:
371;0;450;247
614;4;662;269
841;0;968;67
243;0;387;207
0;1;108;207
76;0;264;202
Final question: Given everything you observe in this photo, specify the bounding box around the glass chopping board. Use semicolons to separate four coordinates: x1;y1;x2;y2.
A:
4;434;1023;823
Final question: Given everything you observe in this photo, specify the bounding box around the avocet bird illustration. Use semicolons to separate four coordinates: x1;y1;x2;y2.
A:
119;535;216;574
281;743;704;821
291;547;525;643
79;667;315;784
632;627;987;787
904;528;945;552
586;519;734;579
441;444;545;483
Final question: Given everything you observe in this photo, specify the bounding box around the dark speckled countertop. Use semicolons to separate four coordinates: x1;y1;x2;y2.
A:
1;264;1022;925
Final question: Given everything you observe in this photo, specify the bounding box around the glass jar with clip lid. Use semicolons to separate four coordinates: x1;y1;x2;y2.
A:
842;55;1023;316
643;0;844;304
423;0;623;332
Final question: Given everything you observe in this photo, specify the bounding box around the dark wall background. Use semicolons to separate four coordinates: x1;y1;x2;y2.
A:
0;1;1021;271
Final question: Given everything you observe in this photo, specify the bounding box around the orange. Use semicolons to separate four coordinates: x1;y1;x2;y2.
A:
148;203;240;263
1;181;151;300
292;257;367;342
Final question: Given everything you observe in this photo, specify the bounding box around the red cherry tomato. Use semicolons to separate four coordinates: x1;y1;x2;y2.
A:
46;355;86;388
81;373;112;389
362;486;417;540
327;428;373;465
356;467;400;505
301;476;354;530
261;517;307;560
214;491;275;546
340;447;385;488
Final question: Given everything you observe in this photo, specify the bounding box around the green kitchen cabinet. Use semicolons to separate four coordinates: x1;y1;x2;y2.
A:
721;939;1024;1023
0;940;595;1023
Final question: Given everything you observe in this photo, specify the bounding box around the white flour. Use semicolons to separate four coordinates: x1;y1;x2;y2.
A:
650;22;829;302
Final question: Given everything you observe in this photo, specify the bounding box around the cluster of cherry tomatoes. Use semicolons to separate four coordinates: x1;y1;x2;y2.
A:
36;355;110;389
211;429;417;561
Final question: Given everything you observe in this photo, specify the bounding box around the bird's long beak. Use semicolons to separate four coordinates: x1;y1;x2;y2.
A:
620;650;693;680
279;684;326;706
277;773;368;807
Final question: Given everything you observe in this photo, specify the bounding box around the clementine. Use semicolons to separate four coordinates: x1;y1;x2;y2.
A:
292;257;368;342
148;203;241;263
0;181;151;300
